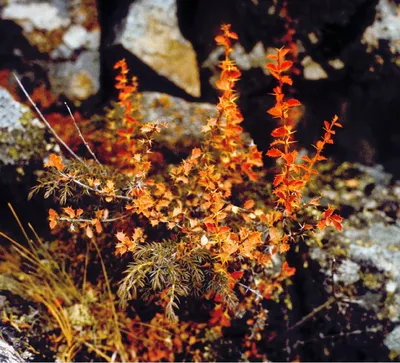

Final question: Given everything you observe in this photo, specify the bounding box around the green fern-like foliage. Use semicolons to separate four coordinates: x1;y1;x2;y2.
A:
117;240;237;321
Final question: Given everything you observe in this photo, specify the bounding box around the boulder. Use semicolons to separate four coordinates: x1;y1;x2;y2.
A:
309;162;400;354
0;87;47;170
113;0;200;98
1;0;100;103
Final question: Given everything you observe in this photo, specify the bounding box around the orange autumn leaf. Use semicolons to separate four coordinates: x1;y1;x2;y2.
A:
228;270;244;289
209;305;231;327
318;205;343;232
48;209;58;229
45;154;64;171
281;261;296;277
280;243;290;253
191;148;202;159
243;200;255;210
267;106;283;118
63;206;75;218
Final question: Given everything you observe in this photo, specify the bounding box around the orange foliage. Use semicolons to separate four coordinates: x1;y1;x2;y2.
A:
265;47;343;237
36;23;344;361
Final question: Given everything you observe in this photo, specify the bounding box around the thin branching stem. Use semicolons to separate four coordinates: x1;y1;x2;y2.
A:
13;73;84;164
59;214;130;223
238;282;263;300
58;171;133;201
64;102;102;166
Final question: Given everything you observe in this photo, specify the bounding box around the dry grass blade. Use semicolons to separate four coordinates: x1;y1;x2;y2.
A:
0;205;128;362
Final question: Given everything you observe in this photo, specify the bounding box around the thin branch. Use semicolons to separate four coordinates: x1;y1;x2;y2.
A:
13;73;84;164
269;296;337;343
331;257;337;299
238;282;263;300
58;171;133;201
285;296;336;334
293;325;382;349
64;102;102;166
59;214;130;223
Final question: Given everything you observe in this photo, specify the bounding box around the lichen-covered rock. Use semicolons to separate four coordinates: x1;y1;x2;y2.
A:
202;42;271;86
334;259;361;286
2;2;70;33
362;0;400;55
310;162;400;326
301;56;328;80
2;0;100;57
0;87;47;168
385;325;400;353
46;51;100;101
1;0;100;102
114;0;200;97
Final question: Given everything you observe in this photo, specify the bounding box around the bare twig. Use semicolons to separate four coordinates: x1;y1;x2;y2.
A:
59;214;130;223
13;73;84;164
293;325;382;349
269;296;337;343
286;296;336;334
58;171;133;201
238;282;263;300
64;102;102;166
331;257;337;299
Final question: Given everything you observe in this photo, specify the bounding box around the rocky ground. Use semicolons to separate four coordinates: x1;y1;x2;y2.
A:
0;0;400;361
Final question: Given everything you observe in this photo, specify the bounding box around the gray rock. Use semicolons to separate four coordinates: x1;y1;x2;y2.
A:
348;223;400;288
2;2;70;32
0;340;24;363
1;0;101;102
384;325;400;353
362;0;400;54
114;0;200;97
310;163;400;325
46;51;100;100
334;259;361;285
0;87;47;167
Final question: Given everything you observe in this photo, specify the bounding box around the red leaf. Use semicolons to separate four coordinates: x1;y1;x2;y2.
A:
266;148;283;158
231;271;244;280
282;261;296;276
273;174;284;187
205;223;216;233
266;63;278;71
280;61;293;71
270;127;287;138
286;99;301;107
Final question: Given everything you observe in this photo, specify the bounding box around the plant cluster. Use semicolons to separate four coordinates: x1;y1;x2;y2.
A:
3;24;343;361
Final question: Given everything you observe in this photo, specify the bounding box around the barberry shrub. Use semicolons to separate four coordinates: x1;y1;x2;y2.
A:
22;24;342;359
